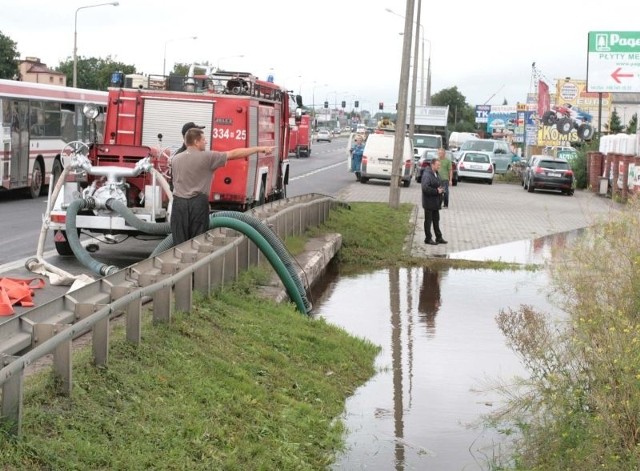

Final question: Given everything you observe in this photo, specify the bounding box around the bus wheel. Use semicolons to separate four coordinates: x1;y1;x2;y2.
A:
51;159;63;190
28;160;44;199
54;230;74;256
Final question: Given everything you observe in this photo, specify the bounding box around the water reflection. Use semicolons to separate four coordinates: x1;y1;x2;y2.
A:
417;267;442;337
450;229;585;265
312;263;561;470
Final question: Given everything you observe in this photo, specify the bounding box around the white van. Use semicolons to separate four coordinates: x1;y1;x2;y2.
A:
348;131;414;187
448;132;479;151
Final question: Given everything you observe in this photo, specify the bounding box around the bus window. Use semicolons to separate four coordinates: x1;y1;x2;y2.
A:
29;101;44;136
43;102;61;138
61;109;75;143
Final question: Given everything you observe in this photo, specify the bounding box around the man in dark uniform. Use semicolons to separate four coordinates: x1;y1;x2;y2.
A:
421;158;447;245
175;121;205;155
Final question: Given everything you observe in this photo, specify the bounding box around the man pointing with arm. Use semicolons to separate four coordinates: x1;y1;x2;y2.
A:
170;126;274;245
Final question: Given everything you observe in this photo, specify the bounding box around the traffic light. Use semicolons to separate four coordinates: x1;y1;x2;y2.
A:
354;100;359;108
395;103;398;110
341;100;346;108
324;101;328;109
379;102;384;110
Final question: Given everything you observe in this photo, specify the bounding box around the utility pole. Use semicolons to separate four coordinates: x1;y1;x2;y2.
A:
408;0;422;145
389;0;415;209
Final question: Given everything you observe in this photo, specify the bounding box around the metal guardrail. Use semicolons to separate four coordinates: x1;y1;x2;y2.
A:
0;193;341;436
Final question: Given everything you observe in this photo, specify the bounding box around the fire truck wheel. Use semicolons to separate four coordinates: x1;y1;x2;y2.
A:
51;159;63;190
54;230;75;256
28;159;44;199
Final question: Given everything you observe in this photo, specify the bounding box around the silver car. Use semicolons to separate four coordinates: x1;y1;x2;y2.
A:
316;129;332;143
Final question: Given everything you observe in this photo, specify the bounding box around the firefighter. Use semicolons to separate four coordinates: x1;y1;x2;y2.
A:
175;121;204;155
170;127;274;245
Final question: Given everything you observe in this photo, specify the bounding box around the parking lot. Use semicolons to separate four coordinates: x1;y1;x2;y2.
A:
336;179;622;258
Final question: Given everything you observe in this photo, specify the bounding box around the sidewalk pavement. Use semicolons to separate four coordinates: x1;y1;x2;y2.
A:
335;179;623;259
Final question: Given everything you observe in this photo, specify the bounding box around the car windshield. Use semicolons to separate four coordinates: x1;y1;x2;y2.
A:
464;152;490;163
413;136;441;148
421;151;438;160
460;140;494;152
539;160;570;170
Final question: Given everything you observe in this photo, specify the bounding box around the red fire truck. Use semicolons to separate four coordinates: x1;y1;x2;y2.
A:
105;68;298;209
47;69;300;256
288;114;312;158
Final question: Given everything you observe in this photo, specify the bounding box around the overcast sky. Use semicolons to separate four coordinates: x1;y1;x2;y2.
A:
3;0;638;112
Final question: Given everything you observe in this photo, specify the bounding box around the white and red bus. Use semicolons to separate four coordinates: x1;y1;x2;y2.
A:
0;79;108;198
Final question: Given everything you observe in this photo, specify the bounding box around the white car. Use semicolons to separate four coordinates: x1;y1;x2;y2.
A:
456;151;494;184
316;130;332;142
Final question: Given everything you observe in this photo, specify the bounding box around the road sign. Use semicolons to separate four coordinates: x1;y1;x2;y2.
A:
475;105;490;123
587;31;640;93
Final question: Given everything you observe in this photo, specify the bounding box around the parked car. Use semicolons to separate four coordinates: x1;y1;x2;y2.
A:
316;129;332;142
456;151;494;184
456;139;514;174
414;149;457;186
414;150;437;183
523;156;574;195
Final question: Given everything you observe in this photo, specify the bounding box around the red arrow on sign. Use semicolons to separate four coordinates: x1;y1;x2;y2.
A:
611;67;634;83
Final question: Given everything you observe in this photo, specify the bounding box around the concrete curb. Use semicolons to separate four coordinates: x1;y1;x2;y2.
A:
259;233;342;308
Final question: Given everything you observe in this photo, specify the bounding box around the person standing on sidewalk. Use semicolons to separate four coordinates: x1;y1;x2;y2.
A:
350;134;365;181
436;148;452;208
421;157;447;245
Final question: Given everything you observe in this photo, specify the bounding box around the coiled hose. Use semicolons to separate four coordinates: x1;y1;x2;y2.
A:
105;199;171;235
214;211;311;313
150;212;311;315
66;198;173;277
65;198;119;276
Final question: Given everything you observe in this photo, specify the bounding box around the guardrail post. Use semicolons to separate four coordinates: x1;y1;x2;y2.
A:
139;272;172;324
190;247;210;295
111;285;142;345
161;262;192;314
0;354;23;437
33;324;73;395
75;303;109;367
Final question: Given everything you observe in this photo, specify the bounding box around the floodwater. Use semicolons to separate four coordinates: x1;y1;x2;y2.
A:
310;232;574;470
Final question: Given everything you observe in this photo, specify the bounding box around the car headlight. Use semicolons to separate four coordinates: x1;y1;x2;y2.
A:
83;103;101;120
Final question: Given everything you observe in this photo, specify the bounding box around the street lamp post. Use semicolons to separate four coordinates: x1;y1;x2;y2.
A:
385;1;414;208
163;36;198;76
73;1;119;88
386;5;431;106
425;38;432;106
388;3;421;148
